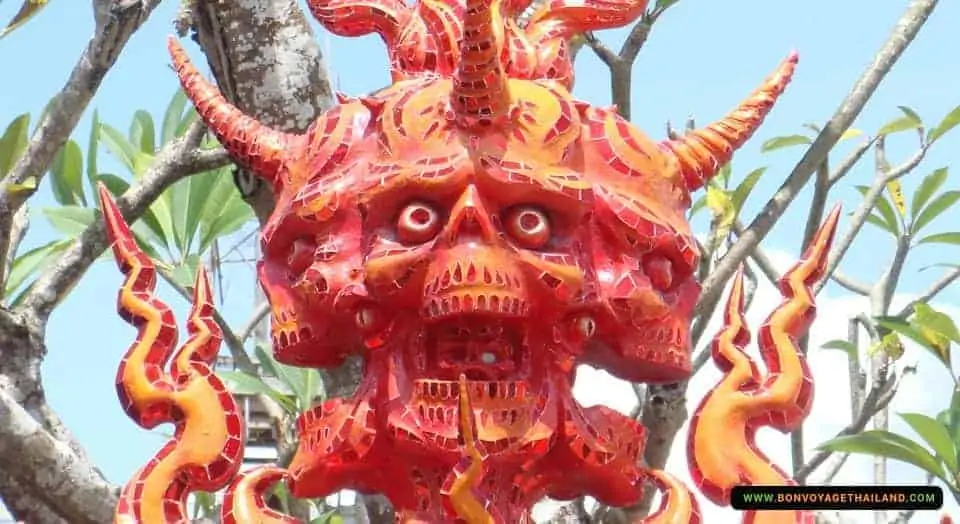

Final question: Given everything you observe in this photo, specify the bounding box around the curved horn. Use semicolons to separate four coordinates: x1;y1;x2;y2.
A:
661;51;799;192
168;37;295;189
451;0;511;128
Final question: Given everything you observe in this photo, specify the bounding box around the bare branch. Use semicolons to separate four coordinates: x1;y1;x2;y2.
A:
618;4;674;63
695;0;940;319
828;138;876;186
155;266;257;374
816;143;929;296
0;0;162;287
848;318;867;419
796;364;902;482
894;266;960;318
733;219;780;286
18;124;230;322
0;387;116;524
239;301;272;344
831;270;872;296
583;31;620;68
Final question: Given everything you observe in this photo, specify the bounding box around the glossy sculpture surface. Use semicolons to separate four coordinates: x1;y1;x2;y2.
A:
100;0;845;521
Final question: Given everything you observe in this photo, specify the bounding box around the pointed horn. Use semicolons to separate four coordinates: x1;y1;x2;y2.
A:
451;0;511;128
661;51;799;192
168;37;294;189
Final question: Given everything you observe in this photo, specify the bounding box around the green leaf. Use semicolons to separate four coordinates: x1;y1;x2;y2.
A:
878;107;923;136
705;185;735;244
912;190;960;235
96;174;167;257
86;110;100;199
254;343;306;408
0;0;51;39
198;171;254;253
166;176;191;256
855;184;899;235
911;168;948;221
4;239;70;298
161;90;190;145
181;171;225;256
817;430;946;482
689;194;707;218
731;167;766;212
821;339;858;360
928;105;960;144
218;370;297;414
129;110;156;154
900;412;958;474
918;233;960;246
840;128;864;141
919;263;960;273
0;114;30;176
761;135;811;152
50;140;85;206
98;123;139;174
865;213;897;236
176;108;199;137
937;389;960;453
168;254;201;291
875;315;950;367
867;332;905;361
298;368;323;413
714;163;733;189
897;106;924;128
41;206;98;236
913;303;960;344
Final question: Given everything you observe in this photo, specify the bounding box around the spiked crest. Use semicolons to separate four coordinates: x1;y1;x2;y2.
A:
169;0;798;193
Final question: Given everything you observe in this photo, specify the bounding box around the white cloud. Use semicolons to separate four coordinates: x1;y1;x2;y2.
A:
535;248;959;524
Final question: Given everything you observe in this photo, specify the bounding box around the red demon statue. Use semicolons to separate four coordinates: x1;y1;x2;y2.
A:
99;0;843;521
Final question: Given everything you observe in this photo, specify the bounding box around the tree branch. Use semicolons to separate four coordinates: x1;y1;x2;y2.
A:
0;0;162;288
239;301;272;344
733;219;781;286
816;141;929;296
0;387;117;524
831;271;872;296
582;32;620;68
18;123;229;322
796;363;903;482
696;0;940;318
894;266;960;318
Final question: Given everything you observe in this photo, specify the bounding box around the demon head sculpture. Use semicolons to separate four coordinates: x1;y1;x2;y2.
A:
145;0;799;519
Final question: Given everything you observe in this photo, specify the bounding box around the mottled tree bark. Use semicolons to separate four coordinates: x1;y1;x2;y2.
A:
180;0;386;520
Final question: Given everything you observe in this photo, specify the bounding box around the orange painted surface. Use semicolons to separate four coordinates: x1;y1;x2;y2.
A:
101;0;840;520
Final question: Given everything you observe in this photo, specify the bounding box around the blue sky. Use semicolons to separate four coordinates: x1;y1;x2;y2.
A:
1;0;959;518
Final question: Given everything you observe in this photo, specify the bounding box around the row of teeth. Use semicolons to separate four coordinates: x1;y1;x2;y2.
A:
425;262;522;295
415;404;529;426
636;326;681;345
568;434;642;464
414;379;529;401
272;326;314;348
423;293;529;319
274;309;298;324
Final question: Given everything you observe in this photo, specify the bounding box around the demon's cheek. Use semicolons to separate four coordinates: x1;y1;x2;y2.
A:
257;237;368;368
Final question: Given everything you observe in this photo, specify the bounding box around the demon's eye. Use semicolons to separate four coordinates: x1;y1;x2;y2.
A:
505;205;551;249
288;238;316;275
397;201;441;244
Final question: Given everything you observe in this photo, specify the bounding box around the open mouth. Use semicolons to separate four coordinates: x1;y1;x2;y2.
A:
423;315;528;381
